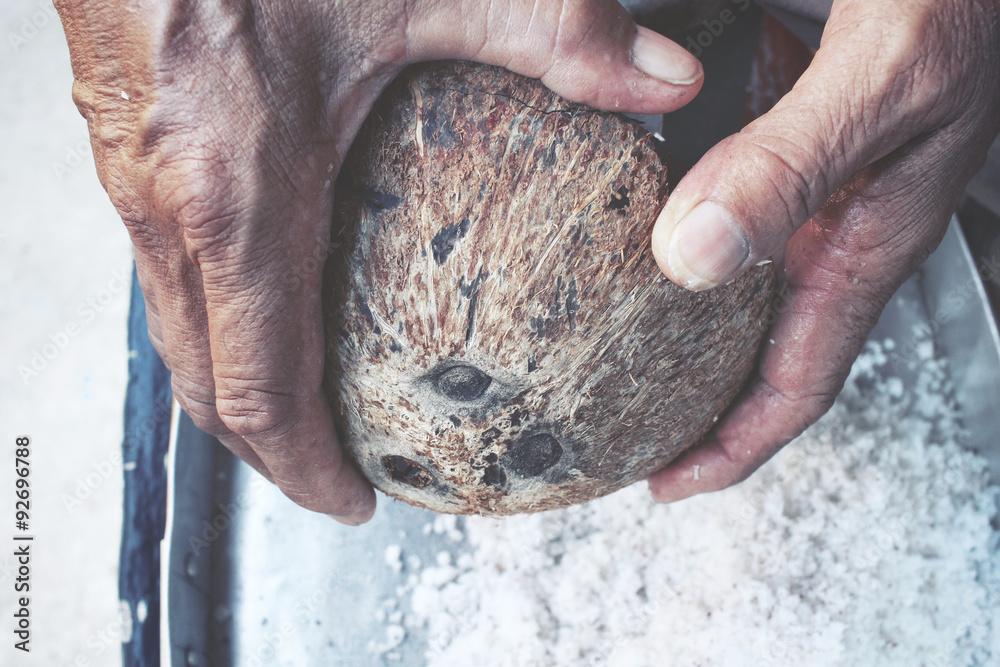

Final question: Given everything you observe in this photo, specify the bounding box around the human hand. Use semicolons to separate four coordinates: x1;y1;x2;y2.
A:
55;0;703;523
648;0;1000;502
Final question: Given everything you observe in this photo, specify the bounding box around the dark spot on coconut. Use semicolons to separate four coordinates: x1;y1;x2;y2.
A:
481;426;502;445
457;266;484;298
527;356;537;373
482;464;507;488
508;433;563;476
606;185;630;213
549;276;563;317
436;365;492;401
421;102;458;147
458;267;486;345
431;218;471;265
465;296;478;344
388;339;403;353
383;455;433;488
541;142;558;168
566;278;580;331
484;452;498;464
449;415;462;427
529;315;545;339
358;299;380;335
355;187;403;211
508;407;526;428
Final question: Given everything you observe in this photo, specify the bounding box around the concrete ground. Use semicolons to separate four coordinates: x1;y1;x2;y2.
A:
1;1;132;665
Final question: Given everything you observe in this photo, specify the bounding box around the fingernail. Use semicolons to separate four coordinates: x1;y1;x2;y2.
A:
663;201;749;290
631;26;703;86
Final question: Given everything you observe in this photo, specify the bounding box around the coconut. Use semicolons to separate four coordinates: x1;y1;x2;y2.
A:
323;61;775;515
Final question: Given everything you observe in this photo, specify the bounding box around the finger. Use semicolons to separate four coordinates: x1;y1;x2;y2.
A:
160;138;376;525
83;71;280;486
130;230;275;481
407;0;703;113
649;0;963;291
648;125;979;503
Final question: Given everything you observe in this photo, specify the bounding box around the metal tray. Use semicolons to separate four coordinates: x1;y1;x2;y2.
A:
160;217;1000;666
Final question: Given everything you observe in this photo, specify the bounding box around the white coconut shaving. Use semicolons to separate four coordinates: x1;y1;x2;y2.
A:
376;338;1000;666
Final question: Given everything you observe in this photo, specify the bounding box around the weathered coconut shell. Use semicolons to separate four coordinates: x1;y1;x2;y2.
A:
323;61;775;515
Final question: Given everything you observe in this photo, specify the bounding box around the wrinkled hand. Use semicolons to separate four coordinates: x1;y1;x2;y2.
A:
648;0;1000;502
55;0;703;522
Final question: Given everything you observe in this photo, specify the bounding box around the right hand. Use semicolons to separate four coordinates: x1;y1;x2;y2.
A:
55;0;703;523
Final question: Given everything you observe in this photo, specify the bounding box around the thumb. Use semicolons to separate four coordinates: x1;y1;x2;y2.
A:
406;0;703;114
648;0;954;291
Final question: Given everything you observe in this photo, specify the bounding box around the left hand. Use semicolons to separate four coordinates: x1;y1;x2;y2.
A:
54;0;704;522
647;0;1000;502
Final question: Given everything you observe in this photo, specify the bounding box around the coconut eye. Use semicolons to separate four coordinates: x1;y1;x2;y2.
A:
436;365;492;402
383;455;433;488
507;433;563;476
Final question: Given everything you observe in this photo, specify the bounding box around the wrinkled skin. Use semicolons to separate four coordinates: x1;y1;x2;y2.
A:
648;0;1000;500
54;0;702;523
54;0;1000;522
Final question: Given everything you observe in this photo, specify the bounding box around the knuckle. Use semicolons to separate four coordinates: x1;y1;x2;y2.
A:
172;378;229;437
757;375;838;424
156;146;241;251
743;133;823;229
213;380;295;440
